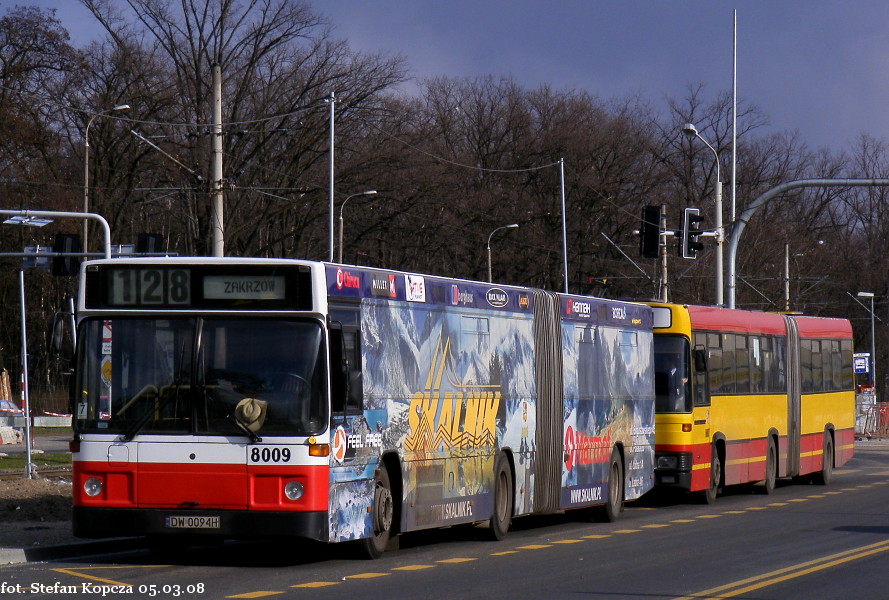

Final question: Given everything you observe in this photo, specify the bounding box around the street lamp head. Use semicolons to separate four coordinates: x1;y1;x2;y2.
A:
858;291;875;299
112;104;130;112
681;123;698;137
505;223;519;229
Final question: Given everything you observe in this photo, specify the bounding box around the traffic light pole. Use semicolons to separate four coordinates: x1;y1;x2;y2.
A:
658;203;669;302
727;178;889;309
0;210;112;259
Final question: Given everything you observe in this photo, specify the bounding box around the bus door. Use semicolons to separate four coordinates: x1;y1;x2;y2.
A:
690;335;713;488
691;336;712;438
784;316;801;477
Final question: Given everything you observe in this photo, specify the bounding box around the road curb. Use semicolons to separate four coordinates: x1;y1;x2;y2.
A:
0;538;145;565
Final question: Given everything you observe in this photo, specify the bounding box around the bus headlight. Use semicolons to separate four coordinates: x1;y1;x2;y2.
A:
284;480;304;501
657;456;678;470
83;477;103;497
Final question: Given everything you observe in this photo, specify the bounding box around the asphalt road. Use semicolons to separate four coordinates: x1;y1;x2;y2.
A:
3;441;889;600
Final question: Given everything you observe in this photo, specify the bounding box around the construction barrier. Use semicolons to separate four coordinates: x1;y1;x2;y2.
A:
857;399;889;439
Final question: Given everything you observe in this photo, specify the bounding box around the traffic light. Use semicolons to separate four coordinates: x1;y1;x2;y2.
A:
639;205;661;258
51;233;82;276
137;233;164;254
680;207;704;259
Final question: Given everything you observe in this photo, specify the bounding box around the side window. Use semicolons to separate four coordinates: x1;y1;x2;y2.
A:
719;333;736;394
800;340;813;393
330;307;362;415
841;339;854;391
575;325;598;400
830;340;843;392
735;334;750;394
706;333;723;395
692;333;711;406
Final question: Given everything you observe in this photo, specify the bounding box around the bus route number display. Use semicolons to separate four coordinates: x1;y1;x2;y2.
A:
108;268;191;306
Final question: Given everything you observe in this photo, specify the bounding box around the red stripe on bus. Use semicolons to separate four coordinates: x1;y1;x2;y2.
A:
73;461;329;511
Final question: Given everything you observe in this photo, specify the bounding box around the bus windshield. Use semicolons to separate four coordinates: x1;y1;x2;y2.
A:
73;317;327;438
654;335;691;413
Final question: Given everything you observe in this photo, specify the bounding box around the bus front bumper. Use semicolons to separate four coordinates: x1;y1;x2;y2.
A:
73;507;328;542
654;451;693;489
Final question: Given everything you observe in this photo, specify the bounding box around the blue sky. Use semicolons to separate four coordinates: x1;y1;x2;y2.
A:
29;0;889;153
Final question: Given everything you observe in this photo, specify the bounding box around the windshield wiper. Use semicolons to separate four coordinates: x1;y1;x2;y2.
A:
228;412;262;443
121;383;185;441
122;335;191;442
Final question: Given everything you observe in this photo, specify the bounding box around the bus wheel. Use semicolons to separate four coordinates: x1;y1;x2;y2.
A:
701;445;722;504
813;434;834;485
488;454;513;540
594;448;624;522
763;438;777;494
360;466;394;559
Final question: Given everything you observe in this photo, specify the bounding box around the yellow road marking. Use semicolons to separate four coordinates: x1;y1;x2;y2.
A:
491;550;519;556
50;569;131;588
583;534;611;539
291;582;339;588
392;565;435;571
746;506;768;510
437;557;477;563
698;515;722;519
517;544;552;550
347;573;389;579
642;524;671;528
226;593;284;599
615;529;641;534
788;498;808;503
553;539;584;544
671;519;696;523
768;502;788;507
723;510;746;514
673;538;889;600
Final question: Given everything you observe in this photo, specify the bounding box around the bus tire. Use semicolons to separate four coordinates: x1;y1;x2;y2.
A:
488;454;513;540
360;465;394;559
594;448;624;522
813;434;833;485
762;438;777;495
701;444;722;504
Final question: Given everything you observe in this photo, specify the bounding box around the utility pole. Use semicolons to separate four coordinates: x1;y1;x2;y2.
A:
211;64;224;258
658;203;669;302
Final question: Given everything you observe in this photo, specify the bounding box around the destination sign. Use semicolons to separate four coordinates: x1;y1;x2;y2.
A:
203;275;285;300
88;263;312;310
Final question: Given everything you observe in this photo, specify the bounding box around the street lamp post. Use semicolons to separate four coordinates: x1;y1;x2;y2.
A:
337;190;378;263
486;224;519;282
83;104;129;252
858;291;877;398
682;123;724;307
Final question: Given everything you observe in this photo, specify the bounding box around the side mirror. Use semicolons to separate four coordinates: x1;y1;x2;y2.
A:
47;313;74;361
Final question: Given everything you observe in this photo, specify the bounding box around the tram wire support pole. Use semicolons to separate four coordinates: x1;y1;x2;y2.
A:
210;64;224;258
727;179;889;309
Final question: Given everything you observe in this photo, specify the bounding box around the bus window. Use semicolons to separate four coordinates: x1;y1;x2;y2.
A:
692;346;710;406
654;335;691;413
329;308;363;415
200;319;327;436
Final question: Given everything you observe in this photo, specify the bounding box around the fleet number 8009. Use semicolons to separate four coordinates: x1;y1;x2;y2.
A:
250;447;292;463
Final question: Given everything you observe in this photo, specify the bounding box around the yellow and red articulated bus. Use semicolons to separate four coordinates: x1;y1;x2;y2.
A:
648;303;854;503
